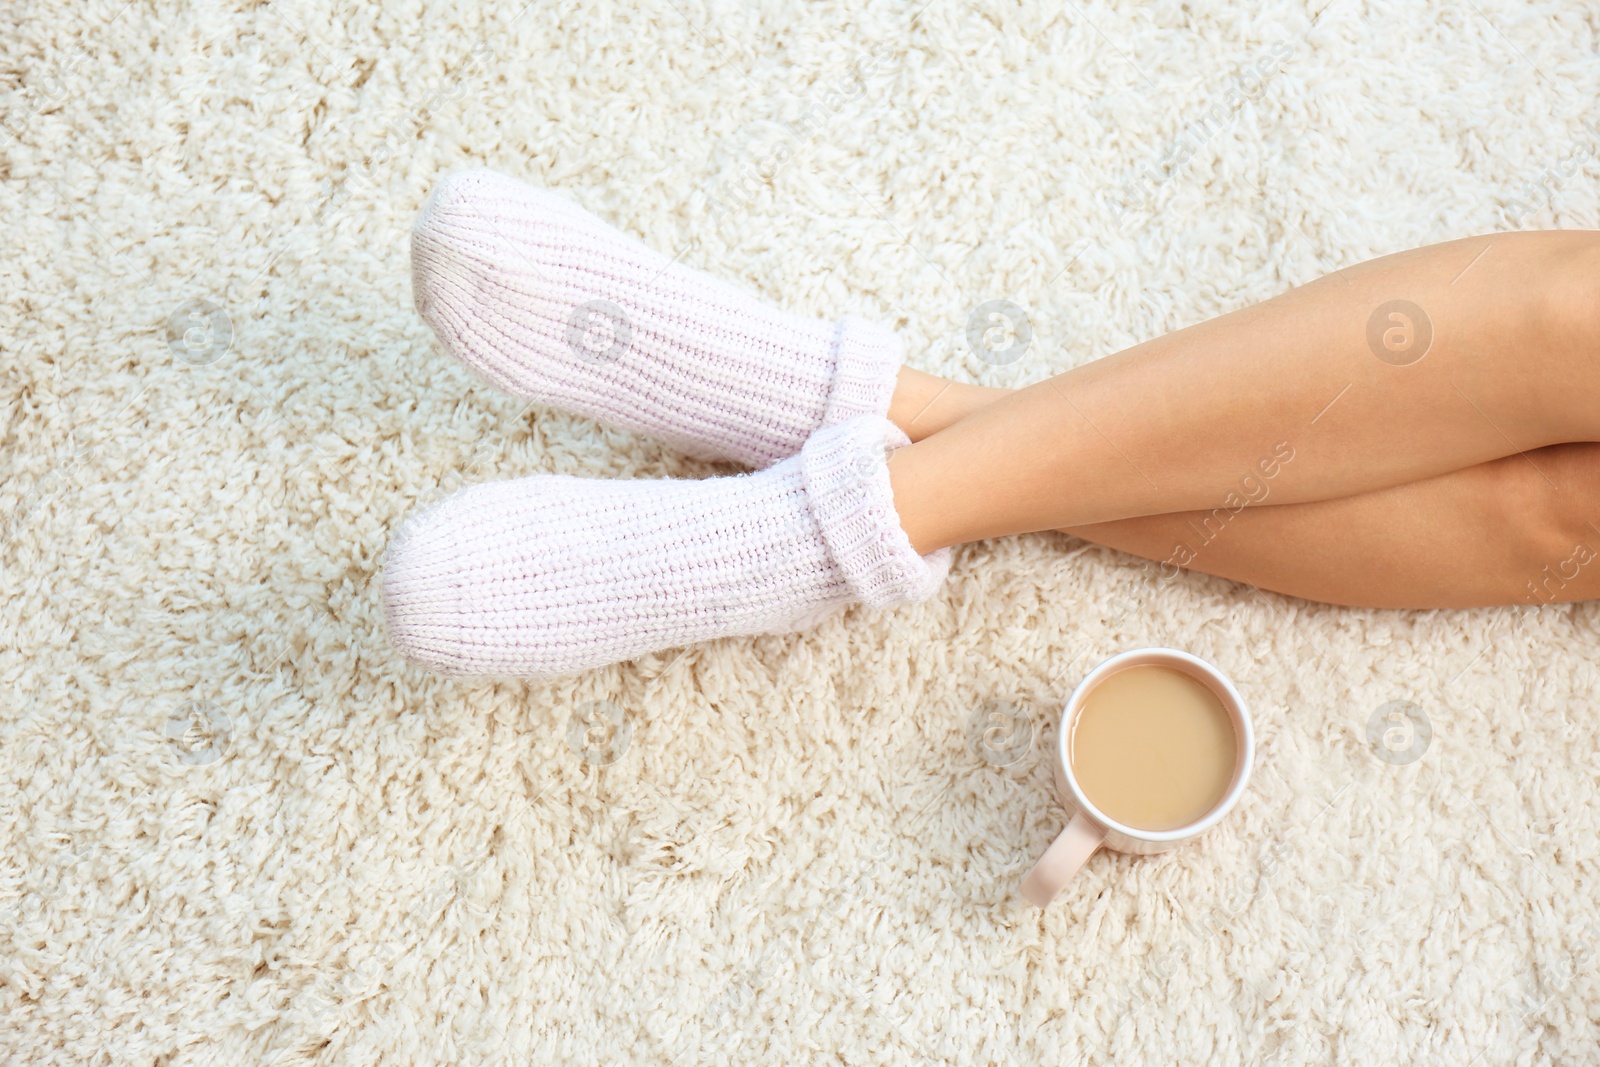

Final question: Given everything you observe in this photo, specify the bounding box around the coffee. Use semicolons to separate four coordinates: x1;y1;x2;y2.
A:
1069;665;1237;832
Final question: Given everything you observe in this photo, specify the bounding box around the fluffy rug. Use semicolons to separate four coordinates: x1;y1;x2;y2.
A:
4;0;1599;1062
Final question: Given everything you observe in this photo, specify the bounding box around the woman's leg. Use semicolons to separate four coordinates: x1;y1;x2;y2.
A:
1065;444;1600;608
879;232;1600;608
886;366;1009;439
892;369;1600;608
888;232;1600;555
895;368;1600;608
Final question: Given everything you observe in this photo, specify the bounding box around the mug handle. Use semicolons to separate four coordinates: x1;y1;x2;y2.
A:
1020;811;1105;908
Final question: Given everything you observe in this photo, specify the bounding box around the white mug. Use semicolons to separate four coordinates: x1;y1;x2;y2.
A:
1020;647;1255;909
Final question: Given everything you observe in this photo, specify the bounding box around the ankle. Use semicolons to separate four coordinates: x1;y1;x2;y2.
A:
887;368;1010;442
887;439;957;556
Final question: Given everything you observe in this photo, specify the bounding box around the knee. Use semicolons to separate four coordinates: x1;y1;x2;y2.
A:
1543;442;1600;536
1505;443;1600;604
1542;232;1600;353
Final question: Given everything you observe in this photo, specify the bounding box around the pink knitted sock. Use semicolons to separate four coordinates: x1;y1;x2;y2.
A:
383;416;948;677
410;169;904;468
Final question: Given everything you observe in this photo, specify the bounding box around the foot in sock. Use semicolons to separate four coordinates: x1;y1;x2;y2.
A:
410;168;903;468
382;416;949;677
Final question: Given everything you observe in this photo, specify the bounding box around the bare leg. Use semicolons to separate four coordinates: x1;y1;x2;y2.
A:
1065;445;1600;608
888;370;1600;608
876;233;1600;609
888;232;1600;555
886;367;1008;441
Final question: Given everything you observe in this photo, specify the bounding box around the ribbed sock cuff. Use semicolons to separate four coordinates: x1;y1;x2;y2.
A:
820;315;904;430
800;417;950;609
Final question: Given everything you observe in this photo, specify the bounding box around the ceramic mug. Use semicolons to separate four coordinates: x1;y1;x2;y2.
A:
1020;647;1255;909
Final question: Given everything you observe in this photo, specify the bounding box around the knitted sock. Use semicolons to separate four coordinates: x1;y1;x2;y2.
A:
383;416;948;678
410;168;904;468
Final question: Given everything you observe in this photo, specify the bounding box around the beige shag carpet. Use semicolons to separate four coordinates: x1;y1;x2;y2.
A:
4;0;1599;1063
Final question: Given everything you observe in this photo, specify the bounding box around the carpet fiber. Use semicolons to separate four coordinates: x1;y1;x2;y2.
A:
4;0;1600;1063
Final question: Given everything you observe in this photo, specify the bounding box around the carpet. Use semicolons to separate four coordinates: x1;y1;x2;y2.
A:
4;0;1599;1063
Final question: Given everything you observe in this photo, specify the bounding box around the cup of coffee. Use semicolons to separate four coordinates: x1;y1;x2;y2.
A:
1020;647;1254;908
